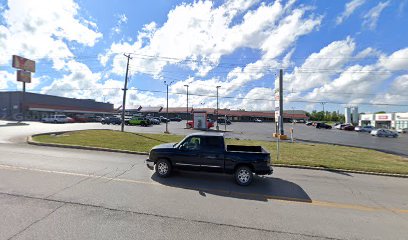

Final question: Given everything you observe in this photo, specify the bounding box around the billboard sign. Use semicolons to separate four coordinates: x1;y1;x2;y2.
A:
17;70;31;83
274;88;280;119
12;55;36;72
193;112;207;129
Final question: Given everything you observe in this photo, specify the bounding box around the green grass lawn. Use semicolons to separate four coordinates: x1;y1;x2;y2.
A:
33;129;408;175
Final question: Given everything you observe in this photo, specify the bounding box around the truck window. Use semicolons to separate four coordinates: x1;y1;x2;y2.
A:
181;137;201;150
201;136;224;151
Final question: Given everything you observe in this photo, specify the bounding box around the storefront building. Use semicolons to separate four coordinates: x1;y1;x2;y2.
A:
358;112;408;130
374;113;395;129
359;114;375;126
395;112;408;131
0;91;114;121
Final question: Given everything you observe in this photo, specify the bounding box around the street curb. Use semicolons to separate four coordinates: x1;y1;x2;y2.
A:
27;130;408;179
273;164;408;178
296;138;408;157
0;122;29;127
27;131;149;156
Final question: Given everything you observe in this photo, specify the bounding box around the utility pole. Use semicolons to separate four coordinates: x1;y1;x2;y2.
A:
279;69;284;135
22;82;26;121
121;53;132;132
216;85;221;131
184;84;189;122
164;81;173;133
321;102;326;121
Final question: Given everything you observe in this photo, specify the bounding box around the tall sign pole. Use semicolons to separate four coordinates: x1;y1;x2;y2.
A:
184;84;189;121
279;69;284;135
216;85;221;131
12;55;35;122
121;53;132;132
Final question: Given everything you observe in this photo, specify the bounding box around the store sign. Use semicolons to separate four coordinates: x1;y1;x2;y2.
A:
12;55;36;72
274;89;280;119
375;114;392;121
17;70;31;83
360;114;373;121
395;113;408;120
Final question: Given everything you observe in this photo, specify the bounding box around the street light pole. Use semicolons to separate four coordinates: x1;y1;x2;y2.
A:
184;84;189;122
164;81;173;133
216;86;221;131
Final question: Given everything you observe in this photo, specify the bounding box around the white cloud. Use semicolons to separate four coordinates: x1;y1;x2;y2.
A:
304;64;390;104
378;48;408;71
0;71;15;89
336;0;366;25
101;0;321;81
241;87;275;111
111;14;128;34
286;37;356;91
372;75;408;105
0;0;102;68
362;1;390;30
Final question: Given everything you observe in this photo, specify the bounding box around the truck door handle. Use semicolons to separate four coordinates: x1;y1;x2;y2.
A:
204;156;217;159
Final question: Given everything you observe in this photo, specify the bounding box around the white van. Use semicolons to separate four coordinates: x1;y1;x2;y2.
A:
41;115;69;123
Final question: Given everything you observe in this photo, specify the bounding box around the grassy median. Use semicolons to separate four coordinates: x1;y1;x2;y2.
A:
33;129;408;175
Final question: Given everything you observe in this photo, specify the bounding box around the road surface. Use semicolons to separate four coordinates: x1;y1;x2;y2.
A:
0;142;407;239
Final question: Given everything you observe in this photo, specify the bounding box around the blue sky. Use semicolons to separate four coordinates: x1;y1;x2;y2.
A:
0;0;408;113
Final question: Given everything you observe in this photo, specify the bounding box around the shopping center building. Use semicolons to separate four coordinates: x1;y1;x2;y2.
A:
0;91;115;121
359;112;408;131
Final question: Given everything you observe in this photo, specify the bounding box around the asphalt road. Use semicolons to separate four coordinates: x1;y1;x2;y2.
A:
0;143;407;240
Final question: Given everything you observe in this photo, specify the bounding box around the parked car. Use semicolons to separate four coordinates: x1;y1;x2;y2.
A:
316;122;332;129
101;116;122;125
66;117;75;123
41;115;69;123
355;125;375;132
371;129;398;138
159;116;170;123
343;125;355;131
147;117;160;125
217;118;231;125
186;120;214;129
170;117;182;122
88;116;103;122
336;124;352;130
129;116;151;126
397;128;408;134
253;118;262;123
145;132;272;186
306;121;313;126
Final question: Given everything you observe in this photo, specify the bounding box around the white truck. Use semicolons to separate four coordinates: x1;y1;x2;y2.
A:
41;114;69;123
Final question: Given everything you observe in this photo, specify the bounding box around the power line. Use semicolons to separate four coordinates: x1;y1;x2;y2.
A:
1;87;407;107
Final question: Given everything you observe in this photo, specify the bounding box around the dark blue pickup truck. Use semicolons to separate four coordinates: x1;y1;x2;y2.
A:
146;132;272;186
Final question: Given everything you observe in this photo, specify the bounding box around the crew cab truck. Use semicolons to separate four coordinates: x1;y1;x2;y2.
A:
146;132;272;186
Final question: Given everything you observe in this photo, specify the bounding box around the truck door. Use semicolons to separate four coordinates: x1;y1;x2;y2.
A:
173;136;202;170
199;136;224;172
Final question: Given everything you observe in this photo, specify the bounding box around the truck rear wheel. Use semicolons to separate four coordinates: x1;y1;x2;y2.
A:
235;166;253;186
155;159;172;178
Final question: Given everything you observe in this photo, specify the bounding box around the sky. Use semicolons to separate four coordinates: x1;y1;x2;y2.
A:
0;0;408;113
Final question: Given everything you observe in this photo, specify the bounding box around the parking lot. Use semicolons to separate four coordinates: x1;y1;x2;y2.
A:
2;120;407;156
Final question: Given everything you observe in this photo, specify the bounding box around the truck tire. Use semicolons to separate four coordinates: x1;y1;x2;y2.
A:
155;159;172;178
234;166;253;186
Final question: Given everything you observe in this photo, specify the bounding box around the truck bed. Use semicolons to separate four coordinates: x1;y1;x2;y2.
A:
226;145;266;153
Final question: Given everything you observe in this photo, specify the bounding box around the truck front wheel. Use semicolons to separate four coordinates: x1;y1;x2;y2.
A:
235;166;253;186
155;159;172;178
